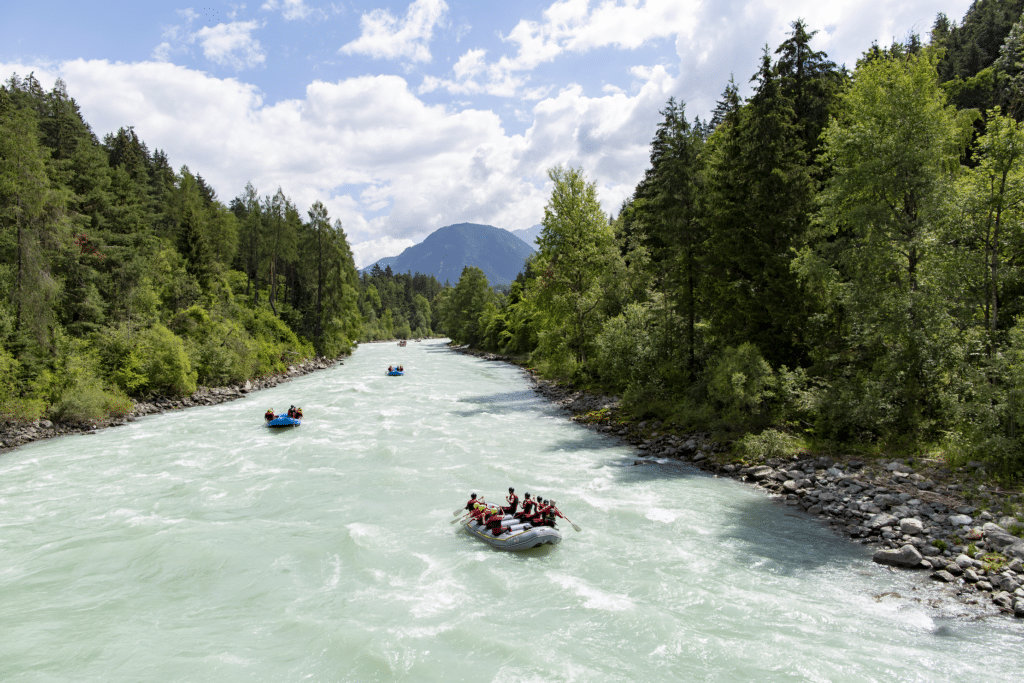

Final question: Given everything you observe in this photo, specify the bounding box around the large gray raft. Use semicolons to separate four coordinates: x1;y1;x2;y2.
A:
462;516;562;551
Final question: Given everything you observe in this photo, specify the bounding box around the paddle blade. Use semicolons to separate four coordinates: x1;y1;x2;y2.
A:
571;522;582;532
453;508;464;516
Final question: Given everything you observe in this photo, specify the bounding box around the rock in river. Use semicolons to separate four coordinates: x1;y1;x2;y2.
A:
873;544;924;568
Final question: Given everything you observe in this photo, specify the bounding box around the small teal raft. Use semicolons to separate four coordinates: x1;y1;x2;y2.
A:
267;415;301;428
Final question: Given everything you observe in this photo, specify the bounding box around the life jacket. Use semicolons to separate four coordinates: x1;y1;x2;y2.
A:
504;493;519;513
520;498;535;516
465;498;478;511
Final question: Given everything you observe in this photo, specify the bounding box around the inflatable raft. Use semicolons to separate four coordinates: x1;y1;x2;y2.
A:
462;515;562;551
386;370;404;376
267;415;301;428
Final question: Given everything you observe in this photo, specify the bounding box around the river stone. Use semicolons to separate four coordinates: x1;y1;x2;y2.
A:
1015;599;1024;618
873;544;923;568
998;516;1019;529
873;494;900;509
944;563;963;577
867;513;900;530
1008;558;1024;574
964;568;980;583
992;574;1019;593
749;465;774;480
947;514;973;527
900;518;924;535
930;570;956;583
955;554;981;569
977;580;993;591
782;480;798;493
993;592;1014;610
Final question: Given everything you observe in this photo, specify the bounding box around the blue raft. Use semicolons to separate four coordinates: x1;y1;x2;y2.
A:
386;370;404;376
267;415;301;428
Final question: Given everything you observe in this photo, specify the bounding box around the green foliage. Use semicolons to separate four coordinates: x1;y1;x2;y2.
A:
533;166;622;366
707;343;777;426
932;539;949;552
737;429;798;460
135;324;197;396
593;303;657;391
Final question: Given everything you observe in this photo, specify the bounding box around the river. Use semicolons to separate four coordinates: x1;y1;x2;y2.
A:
1;339;1021;681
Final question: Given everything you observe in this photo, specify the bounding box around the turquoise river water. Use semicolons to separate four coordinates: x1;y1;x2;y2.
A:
2;339;1022;682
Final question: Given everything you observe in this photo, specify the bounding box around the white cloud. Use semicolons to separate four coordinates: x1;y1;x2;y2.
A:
261;0;315;21
350;236;416;268
340;0;448;63
192;20;266;70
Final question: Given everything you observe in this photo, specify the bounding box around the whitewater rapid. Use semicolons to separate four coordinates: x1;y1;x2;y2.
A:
1;339;1021;682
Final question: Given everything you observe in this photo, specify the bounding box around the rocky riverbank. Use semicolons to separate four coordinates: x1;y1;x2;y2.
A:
0;355;345;453
450;344;1024;620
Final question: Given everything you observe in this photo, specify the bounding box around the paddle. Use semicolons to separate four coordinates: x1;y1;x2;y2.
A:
560;514;582;532
451;512;469;525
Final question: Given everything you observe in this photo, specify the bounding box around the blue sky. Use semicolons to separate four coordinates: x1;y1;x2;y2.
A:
2;0;973;266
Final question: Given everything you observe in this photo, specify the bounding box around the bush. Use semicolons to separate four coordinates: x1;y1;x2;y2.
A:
737;428;797;460
136;324;197;396
49;381;133;423
707;343;777;428
593;303;656;392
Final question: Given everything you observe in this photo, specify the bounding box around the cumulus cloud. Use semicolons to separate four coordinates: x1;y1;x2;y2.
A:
340;0;448;63
193;20;267;69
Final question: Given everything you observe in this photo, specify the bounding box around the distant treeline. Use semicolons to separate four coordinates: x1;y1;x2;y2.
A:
438;6;1024;477
0;74;446;424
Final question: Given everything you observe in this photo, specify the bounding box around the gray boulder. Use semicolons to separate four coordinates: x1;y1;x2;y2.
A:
997;516;1019;529
749;465;774;480
993;592;1014;610
947;514;973;527
955;553;981;569
930;570;956;583
873;494;900;508
1015;598;1024;618
867;513;900;530
1005;541;1024;561
873;544;924;568
900;518;924;535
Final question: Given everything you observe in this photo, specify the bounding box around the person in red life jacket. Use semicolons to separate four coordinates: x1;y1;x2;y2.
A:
484;507;506;536
516;493;535;521
502;487;519;515
464;493;479;512
530;499;549;525
295;407;303;419
265;409;275;422
469;503;488;523
388;365;393;372
543;499;566;527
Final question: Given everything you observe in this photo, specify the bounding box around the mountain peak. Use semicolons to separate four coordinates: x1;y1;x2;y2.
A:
365;223;535;286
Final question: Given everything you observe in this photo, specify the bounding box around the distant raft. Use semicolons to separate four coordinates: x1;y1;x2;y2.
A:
386;370;404;376
461;515;562;551
267;415;301;428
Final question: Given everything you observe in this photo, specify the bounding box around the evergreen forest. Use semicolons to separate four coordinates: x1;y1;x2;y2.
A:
0;74;445;424
438;3;1024;478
